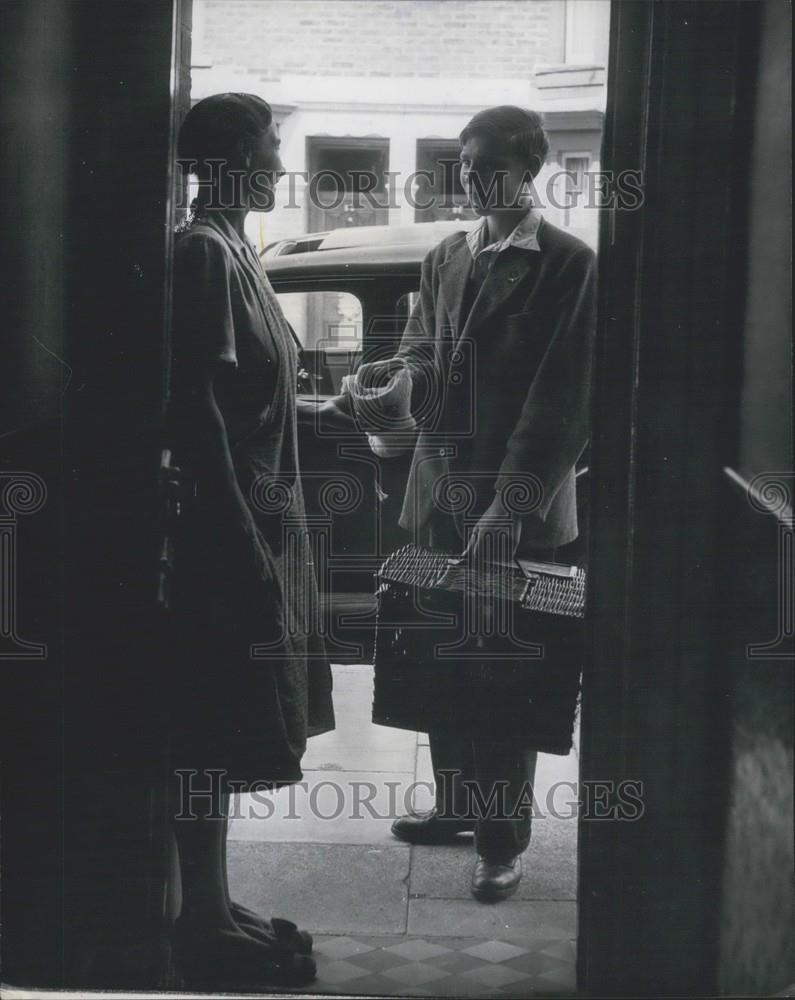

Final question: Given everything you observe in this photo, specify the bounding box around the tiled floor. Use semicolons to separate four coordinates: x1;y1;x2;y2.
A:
228;664;580;996
306;933;577;996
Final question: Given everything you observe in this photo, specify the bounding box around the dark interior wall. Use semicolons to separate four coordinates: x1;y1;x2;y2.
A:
736;0;792;479
1;0;180;988
717;1;794;994
0;0;69;434
1;0;70;986
578;3;790;995
61;0;180;986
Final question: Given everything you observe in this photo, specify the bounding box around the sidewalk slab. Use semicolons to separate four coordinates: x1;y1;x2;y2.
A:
301;664;418;773
227;841;409;935
407;898;576;942
229;769;418;846
409;836;576;901
302;744;418;774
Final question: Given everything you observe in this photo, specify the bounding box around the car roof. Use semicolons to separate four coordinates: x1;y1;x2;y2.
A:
262;220;477;278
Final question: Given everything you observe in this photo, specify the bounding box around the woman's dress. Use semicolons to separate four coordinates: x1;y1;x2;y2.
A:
168;213;334;787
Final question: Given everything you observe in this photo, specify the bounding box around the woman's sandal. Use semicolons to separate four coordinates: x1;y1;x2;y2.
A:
171;917;317;990
272;916;313;956
231;901;313;955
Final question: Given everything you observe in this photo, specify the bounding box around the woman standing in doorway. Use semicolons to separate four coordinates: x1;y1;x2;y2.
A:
167;93;334;990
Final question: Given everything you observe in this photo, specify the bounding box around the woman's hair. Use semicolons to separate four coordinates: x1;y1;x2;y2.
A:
460;106;549;177
178;92;273;179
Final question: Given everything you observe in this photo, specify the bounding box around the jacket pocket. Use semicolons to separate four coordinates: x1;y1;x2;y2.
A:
499;313;546;379
505;312;534;336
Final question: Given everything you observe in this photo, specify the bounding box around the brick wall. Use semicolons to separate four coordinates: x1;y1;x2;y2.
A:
198;0;562;79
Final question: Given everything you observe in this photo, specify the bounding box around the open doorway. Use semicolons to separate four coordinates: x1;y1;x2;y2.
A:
1;0;787;994
181;1;609;994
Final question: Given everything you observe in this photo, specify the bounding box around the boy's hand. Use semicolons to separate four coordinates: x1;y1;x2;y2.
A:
462;494;522;567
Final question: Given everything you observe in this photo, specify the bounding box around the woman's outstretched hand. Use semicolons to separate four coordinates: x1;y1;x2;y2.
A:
317;394;356;432
296;395;357;434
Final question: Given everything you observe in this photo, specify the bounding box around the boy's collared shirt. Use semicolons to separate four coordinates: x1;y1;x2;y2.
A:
458;209;543;329
465;208;542;260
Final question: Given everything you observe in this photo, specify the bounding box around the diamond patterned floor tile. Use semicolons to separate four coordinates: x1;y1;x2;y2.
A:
383;938;453;960
536;964;577;990
314;935;377;960
307;933;577;997
503;949;571;977
539;937;577;960
462;939;530;962
315;958;373;984
348;946;414;973
425;949;491;973
381;961;452;986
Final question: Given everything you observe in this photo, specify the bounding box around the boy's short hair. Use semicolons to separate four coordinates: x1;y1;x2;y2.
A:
460;106;550;177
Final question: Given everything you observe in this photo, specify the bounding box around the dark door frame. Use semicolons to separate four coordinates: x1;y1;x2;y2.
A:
578;1;764;995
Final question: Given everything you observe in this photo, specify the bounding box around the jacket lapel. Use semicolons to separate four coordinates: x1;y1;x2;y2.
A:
437;235;473;339
458;249;538;345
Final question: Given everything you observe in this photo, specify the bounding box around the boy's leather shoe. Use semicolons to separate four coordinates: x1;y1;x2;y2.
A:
470;854;522;901
391;808;474;844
